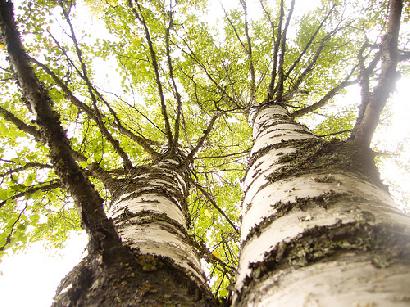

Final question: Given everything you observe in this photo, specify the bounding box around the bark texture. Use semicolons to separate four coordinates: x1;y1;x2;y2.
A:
234;103;410;306
1;2;213;305
53;153;215;306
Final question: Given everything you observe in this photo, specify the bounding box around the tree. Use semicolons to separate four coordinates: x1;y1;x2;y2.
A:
0;0;409;306
0;0;239;304
225;0;410;305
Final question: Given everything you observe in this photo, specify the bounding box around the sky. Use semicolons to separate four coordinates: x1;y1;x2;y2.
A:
0;0;409;306
0;232;87;307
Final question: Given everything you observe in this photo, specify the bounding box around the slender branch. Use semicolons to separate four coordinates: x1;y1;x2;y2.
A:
178;37;239;107
284;28;338;99
0;1;120;252
191;179;239;234
0;106;42;141
284;4;335;81
240;0;256;103
31;57;159;158
128;0;174;147
258;0;275;32
267;0;284;101
196;149;250;160
180;113;221;169
317;129;351;137
59;3;133;169
292;66;357;117
189;233;236;275
0;204;27;252
351;0;403;147
0;180;61;209
0;102;115;185
223;6;247;50
354;42;382;128
275;0;295;101
164;2;183;151
100;89;165;136
0;162;52;178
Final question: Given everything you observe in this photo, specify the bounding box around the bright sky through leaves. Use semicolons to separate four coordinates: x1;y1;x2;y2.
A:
0;0;409;305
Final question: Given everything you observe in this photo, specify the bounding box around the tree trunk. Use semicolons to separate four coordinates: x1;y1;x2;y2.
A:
234;103;410;306
53;154;215;306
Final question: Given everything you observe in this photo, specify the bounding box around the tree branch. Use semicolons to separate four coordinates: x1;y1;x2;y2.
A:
58;3;134;169
240;0;256;104
31;57;159;158
0;180;61;209
350;0;403;147
0;162;52;178
275;0;295;102
291;66;357;117
0;106;42;141
0;103;115;186
180;113;221;169
0;1;121;253
0;203;27;252
128;0;174;147
284;4;335;82
284;27;339;100
267;0;284;101
164;2;183;151
178;37;239;107
191;179;239;234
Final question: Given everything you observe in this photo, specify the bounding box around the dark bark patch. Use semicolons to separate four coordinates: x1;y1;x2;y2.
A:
266;139;384;187
53;244;217;306
236;221;410;303
242;191;350;245
247;138;314;170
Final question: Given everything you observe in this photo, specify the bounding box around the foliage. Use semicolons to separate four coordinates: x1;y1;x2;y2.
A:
0;0;408;299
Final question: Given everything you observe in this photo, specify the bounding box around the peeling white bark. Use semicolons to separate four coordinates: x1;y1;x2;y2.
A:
243;253;410;307
108;159;205;285
235;104;410;306
242;147;295;198
241;171;396;240
237;198;410;290
110;196;186;226
118;221;204;283
251;129;315;155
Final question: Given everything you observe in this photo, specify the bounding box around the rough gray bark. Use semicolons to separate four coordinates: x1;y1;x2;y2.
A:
233;103;410;306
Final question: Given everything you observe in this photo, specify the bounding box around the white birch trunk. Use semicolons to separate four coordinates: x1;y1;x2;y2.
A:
53;155;214;306
109;157;205;285
234;104;410;306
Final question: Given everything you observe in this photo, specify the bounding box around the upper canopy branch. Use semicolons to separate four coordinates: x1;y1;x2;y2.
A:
350;0;403;147
0;0;121;253
275;0;295;102
283;3;336;85
58;1;134;169
30;57;160;158
267;0;284;101
240;0;256;104
180;112;222;170
128;0;174;147
291;65;358;117
164;1;184;152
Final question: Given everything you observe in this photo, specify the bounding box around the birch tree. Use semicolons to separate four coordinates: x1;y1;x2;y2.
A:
220;0;410;305
0;0;242;304
0;0;409;306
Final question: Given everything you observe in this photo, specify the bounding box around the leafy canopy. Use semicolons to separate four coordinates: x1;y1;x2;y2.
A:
0;0;408;297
